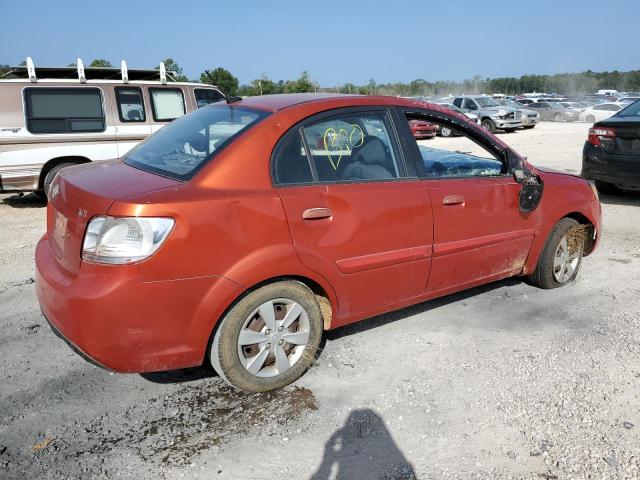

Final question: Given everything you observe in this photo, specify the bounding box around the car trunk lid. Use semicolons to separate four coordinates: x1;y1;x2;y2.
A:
47;160;181;274
596;118;640;155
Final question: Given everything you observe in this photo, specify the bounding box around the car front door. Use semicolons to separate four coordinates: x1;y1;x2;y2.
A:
273;108;433;322
400;107;537;297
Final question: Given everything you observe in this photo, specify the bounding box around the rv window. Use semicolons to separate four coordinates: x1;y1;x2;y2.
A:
194;89;225;108
115;87;146;122
24;88;105;134
149;88;186;122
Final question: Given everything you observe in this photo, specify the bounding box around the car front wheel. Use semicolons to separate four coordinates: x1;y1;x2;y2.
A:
481;119;496;133
210;280;323;392
528;218;585;289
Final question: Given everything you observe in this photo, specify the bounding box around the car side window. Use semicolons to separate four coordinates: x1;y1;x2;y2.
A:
115;87;145;122
272;130;314;185
300;112;401;183
462;99;477;110
194;88;225;108
149;88;186;122
405;113;505;179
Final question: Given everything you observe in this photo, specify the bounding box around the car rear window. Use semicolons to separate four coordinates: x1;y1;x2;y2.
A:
124;105;270;180
617;101;640;117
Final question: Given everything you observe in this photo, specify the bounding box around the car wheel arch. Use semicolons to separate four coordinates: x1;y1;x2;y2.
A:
39;156;92;190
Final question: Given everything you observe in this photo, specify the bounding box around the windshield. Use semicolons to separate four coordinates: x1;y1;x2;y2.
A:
616;100;640;117
124;105;269;180
476;97;501;107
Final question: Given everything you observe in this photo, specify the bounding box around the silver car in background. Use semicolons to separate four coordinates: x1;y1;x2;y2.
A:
527;101;579;122
495;99;540;129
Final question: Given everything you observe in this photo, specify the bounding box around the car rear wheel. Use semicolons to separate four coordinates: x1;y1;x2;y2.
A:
210;280;323;392
528;218;585;289
43;163;75;198
585;115;595;123
481;119;496;133
554;113;563;122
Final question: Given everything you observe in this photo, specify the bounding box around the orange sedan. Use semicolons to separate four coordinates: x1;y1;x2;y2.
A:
36;94;602;392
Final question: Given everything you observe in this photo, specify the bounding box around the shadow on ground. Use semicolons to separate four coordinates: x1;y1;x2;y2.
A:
1;192;46;208
598;190;640;207
310;409;416;480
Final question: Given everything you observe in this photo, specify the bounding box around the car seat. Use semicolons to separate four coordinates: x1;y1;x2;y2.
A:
341;136;395;181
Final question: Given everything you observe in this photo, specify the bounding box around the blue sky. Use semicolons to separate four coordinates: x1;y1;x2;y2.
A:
1;0;638;85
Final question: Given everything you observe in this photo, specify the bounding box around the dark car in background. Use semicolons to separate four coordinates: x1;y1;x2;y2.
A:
528;102;578;122
582;100;640;193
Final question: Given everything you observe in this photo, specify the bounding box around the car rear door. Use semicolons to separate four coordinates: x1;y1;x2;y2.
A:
399;107;537;296
273;107;433;321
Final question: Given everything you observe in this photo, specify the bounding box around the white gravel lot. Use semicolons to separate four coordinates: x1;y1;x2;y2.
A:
1;122;639;479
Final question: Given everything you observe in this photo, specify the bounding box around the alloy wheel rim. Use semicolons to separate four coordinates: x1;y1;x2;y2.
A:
237;298;310;378
553;236;581;283
441;127;451;136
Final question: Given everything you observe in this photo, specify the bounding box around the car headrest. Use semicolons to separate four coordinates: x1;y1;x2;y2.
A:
351;136;389;166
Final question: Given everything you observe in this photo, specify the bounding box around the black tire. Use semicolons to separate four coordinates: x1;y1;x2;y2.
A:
594;180;620;195
504;128;517;133
43;163;75;198
481;118;496;133
210;280;323;392
585;115;595;123
528;218;585;289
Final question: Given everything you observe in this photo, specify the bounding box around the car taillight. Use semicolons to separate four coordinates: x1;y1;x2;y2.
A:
587;127;615;148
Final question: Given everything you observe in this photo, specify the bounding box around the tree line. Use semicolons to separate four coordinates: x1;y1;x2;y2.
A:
2;58;639;96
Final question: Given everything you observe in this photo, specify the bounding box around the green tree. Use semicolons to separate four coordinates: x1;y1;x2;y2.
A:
200;67;239;96
159;58;189;82
284;71;315;93
89;59;113;68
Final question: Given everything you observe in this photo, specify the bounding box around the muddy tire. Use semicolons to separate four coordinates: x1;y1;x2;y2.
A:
528;218;585;289
43;163;75;198
210;281;323;392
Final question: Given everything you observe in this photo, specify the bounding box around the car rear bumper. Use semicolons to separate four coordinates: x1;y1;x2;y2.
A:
582;142;640;190
35;235;245;373
0;166;40;192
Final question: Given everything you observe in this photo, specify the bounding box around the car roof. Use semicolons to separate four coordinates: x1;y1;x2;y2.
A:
232;93;451;113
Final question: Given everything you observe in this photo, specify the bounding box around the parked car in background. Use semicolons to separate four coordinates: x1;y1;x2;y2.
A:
495;99;540;129
527;102;578;122
409;119;436;139
582;100;640;193
452;95;523;133
560;102;587;112
0;57;225;197
615;97;640;105
36;93;601;392
578;103;623;123
431;102;480;136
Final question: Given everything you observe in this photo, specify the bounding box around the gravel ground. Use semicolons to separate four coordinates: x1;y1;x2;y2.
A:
1;122;639;479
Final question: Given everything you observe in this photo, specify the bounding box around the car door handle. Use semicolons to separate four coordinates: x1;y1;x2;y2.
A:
302;208;333;220
443;195;465;206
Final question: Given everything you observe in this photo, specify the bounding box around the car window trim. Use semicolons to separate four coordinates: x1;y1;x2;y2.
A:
114;86;146;123
148;87;186;122
397;106;511;180
271;106;411;187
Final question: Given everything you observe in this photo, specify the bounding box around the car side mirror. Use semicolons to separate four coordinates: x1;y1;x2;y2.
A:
519;182;544;213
